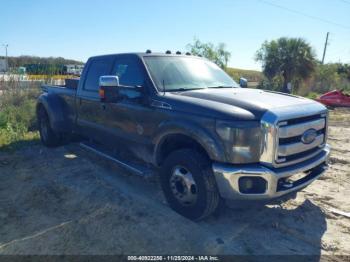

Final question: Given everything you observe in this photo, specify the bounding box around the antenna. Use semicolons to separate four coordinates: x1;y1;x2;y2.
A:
162;79;166;96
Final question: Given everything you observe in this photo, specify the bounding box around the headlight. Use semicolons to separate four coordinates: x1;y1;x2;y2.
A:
216;120;263;163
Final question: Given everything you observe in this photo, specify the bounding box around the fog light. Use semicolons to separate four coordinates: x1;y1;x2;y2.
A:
239;177;267;194
241;178;253;190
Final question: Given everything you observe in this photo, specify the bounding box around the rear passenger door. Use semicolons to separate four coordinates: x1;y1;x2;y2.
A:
76;56;114;141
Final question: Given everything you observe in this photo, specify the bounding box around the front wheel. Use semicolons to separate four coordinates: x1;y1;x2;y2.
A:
160;149;220;220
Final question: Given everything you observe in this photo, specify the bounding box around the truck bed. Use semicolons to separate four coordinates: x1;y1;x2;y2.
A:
42;78;79;96
41;84;77;95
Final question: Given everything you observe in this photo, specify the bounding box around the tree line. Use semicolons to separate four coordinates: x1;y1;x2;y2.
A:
187;38;350;95
1;56;84;75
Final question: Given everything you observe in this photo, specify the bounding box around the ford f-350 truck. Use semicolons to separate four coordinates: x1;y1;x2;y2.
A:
37;52;330;220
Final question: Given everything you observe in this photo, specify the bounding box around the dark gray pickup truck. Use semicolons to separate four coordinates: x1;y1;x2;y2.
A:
37;52;330;220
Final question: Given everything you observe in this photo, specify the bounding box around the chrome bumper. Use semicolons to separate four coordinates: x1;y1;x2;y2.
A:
212;145;330;200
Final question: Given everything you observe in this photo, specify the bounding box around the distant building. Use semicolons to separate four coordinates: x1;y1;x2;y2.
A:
0;59;7;72
65;64;84;75
18;67;26;74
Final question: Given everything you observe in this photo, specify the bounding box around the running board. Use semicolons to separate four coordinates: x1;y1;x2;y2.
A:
80;142;155;178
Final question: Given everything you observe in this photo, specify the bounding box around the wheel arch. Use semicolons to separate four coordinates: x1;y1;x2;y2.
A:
36;93;72;133
153;120;226;166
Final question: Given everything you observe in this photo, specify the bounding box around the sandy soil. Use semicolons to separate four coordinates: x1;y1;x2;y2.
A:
0;110;349;256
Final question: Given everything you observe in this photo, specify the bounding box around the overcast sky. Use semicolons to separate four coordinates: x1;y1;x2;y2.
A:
1;0;349;70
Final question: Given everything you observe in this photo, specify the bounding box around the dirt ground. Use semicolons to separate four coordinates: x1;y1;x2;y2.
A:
0;109;349;256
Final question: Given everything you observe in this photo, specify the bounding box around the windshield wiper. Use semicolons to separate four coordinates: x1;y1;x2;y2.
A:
207;85;235;89
166;87;205;92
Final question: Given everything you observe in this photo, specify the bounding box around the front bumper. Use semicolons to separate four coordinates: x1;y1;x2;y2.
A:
212;144;330;200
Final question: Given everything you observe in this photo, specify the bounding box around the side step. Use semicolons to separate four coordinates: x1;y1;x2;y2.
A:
80;142;156;178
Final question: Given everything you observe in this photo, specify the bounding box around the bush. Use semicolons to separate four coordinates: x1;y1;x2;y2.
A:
294;63;350;97
305;92;319;100
256;76;284;91
0;82;40;149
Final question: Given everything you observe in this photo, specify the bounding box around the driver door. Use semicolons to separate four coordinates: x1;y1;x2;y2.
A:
100;55;155;158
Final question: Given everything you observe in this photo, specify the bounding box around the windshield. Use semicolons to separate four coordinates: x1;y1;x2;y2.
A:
143;56;239;91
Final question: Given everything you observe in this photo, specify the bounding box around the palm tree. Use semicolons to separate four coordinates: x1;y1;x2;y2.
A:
256;37;316;93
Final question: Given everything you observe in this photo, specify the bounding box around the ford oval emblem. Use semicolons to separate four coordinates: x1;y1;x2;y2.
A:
301;129;317;144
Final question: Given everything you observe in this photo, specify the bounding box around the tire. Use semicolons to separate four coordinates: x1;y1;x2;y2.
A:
38;108;61;147
160;149;220;220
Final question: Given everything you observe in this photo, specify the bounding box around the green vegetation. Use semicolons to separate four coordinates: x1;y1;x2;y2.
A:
6;55;84;67
256;62;350;96
187;38;231;69
225;67;263;83
298;63;350;96
256;37;316;93
0;82;40;150
253;37;350;96
1;55;84;75
186;39;263;84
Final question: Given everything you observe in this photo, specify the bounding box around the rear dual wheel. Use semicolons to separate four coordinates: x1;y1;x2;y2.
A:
38;108;68;147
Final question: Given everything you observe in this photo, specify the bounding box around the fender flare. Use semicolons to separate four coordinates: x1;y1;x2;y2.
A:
152;119;226;165
36;93;72;133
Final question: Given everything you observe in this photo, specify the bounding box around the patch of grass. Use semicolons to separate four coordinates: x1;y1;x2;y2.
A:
27;74;76;80
0;82;41;151
0;132;40;152
305;92;320;100
226;67;263;83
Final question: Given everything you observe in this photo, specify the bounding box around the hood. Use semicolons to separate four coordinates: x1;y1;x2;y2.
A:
163;88;320;121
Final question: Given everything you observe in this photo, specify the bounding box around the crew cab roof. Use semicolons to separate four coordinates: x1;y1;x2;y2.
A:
88;52;203;60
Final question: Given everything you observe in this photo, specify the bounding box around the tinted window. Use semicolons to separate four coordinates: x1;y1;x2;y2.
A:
112;57;145;87
84;57;114;91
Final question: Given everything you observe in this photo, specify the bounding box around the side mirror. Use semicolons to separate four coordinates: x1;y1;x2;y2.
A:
239;77;248;88
99;76;120;102
100;75;119;87
99;75;144;103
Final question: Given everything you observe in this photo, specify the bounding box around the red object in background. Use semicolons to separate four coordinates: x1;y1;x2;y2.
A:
316;90;350;108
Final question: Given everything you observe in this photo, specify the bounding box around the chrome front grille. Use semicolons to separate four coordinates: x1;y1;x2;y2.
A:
275;113;327;167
